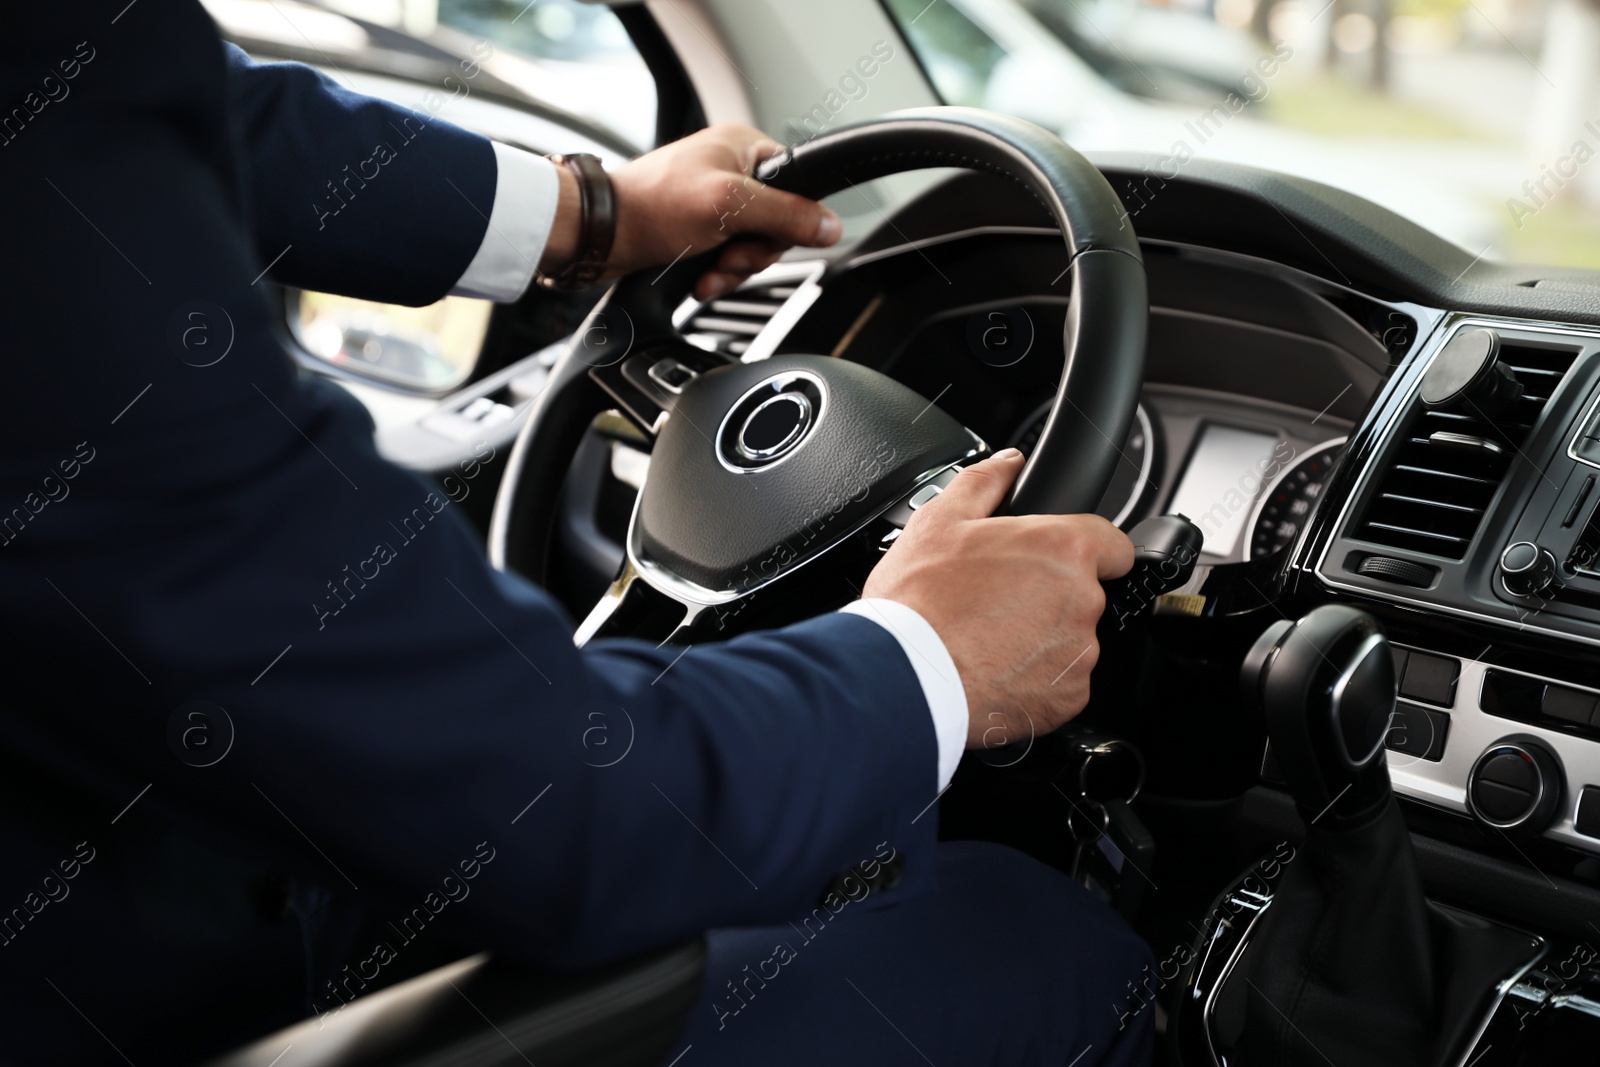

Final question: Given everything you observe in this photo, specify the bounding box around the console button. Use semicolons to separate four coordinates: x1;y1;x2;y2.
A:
1480;669;1545;722
1391;646;1410;681
1542;684;1599;727
1466;738;1562;834
1384;704;1449;761
1565;474;1596;528
1576;786;1600;838
1472;779;1534;823
881;466;962;528
1498;541;1560;599
1399;652;1459;707
1478;751;1539;793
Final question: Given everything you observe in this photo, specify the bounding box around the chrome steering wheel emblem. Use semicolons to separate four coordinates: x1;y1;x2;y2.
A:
716;370;827;472
736;393;812;461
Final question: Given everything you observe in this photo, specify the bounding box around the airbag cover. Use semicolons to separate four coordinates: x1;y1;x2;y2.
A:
635;354;976;594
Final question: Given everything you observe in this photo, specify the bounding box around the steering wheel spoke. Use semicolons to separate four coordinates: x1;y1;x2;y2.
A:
584;328;738;438
575;459;974;647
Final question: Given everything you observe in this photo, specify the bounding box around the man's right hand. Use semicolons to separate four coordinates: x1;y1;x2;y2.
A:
861;448;1135;749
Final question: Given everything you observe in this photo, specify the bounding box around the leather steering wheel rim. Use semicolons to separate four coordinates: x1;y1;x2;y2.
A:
489;106;1147;586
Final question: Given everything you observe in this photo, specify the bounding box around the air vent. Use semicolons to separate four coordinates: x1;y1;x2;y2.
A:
1352;340;1579;560
676;262;824;360
682;285;793;356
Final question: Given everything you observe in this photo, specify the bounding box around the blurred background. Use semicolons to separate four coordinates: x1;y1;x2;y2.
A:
208;0;1600;391
887;0;1600;269
231;0;1600;272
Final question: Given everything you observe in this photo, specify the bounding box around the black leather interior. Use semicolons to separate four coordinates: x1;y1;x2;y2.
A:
208;941;706;1067
1217;798;1540;1066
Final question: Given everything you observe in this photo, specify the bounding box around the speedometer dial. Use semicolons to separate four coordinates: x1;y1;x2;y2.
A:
1246;438;1347;560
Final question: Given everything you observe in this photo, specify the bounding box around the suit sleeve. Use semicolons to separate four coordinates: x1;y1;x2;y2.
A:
7;366;945;967
0;5;944;972
222;43;501;306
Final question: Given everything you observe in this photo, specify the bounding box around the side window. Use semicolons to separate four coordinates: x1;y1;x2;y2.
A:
433;0;657;153
293;291;492;393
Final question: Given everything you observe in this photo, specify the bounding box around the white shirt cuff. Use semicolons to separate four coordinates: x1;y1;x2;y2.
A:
450;143;559;303
839;599;967;793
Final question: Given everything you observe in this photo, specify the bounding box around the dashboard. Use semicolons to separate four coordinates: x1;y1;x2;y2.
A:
355;151;1600;1060
407;160;1600;897
660;165;1600;885
828;292;1353;563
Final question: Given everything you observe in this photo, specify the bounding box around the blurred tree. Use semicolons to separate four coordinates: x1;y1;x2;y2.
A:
1527;0;1600;207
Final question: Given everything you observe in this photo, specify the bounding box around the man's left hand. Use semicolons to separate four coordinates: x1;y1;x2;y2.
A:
538;124;843;300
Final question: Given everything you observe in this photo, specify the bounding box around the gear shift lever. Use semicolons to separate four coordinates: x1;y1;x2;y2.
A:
1240;606;1395;828
1224;606;1541;1067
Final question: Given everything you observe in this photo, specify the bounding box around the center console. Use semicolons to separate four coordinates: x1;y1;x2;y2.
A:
1313;317;1600;862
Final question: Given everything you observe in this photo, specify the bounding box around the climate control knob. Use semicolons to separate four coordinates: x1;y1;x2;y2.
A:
1498;541;1560;599
1466;737;1561;835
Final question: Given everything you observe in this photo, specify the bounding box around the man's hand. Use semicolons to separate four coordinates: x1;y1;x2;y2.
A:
862;449;1135;749
539;124;842;300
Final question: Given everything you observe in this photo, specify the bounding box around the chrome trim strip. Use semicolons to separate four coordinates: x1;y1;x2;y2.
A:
1116;404;1158;529
1451;935;1548;1067
1565;385;1600;471
1200;897;1272;1067
1329;631;1391;764
1196;890;1544;1067
574;557;648;647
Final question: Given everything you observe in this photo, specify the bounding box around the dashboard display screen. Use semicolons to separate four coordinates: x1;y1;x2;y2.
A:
1167;425;1281;560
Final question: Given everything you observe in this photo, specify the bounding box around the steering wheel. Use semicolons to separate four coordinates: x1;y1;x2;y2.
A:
488;106;1146;643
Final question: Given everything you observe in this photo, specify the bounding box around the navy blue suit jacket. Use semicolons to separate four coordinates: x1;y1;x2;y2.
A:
0;4;939;1062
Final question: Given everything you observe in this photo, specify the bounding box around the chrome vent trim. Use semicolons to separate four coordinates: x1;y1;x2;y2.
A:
673;260;826;362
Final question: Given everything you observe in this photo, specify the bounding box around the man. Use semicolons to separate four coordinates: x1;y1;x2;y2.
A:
0;3;1152;1064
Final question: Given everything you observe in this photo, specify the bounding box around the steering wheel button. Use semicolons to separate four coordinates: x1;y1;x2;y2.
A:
907;484;943;510
648;358;698;394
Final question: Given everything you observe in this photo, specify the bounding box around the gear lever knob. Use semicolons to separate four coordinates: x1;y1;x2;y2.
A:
1241;605;1396;829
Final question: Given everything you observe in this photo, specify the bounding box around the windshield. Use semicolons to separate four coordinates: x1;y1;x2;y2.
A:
883;0;1600;270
